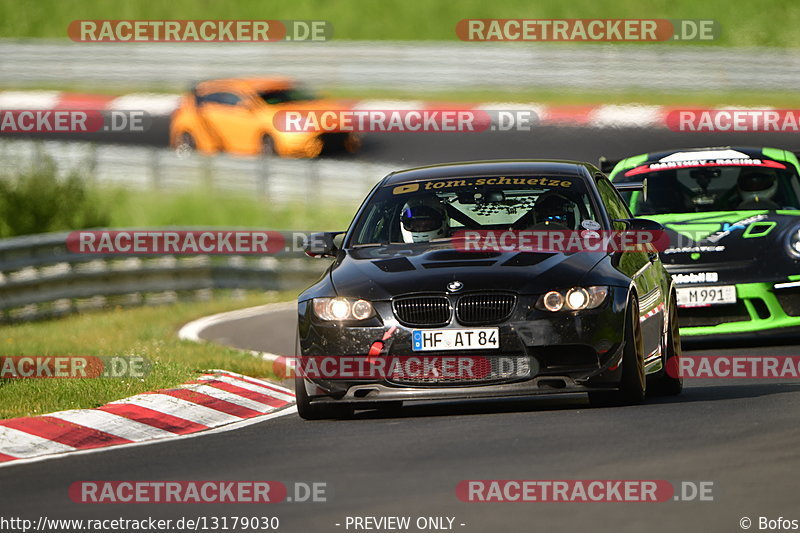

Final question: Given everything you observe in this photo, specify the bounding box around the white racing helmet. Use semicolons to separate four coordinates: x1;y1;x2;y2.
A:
737;169;778;205
400;199;449;243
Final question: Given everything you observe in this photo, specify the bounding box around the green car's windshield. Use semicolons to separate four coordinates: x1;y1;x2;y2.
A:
615;161;800;215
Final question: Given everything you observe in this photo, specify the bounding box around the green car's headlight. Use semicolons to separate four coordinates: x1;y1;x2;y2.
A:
786;226;800;259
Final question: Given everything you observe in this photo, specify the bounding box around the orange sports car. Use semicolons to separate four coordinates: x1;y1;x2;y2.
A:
169;77;360;158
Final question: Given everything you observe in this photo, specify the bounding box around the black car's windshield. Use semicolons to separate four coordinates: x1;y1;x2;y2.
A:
616;159;800;215
257;88;318;105
348;175;600;246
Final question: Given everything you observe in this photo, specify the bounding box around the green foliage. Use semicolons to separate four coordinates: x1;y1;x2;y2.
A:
0;152;110;237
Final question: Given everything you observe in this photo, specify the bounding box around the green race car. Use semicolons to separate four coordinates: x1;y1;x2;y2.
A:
605;146;800;340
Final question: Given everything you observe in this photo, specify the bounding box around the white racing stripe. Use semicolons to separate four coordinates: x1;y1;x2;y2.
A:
0;426;75;458
111;394;241;427
197;374;295;404
48;409;176;442
184;384;277;413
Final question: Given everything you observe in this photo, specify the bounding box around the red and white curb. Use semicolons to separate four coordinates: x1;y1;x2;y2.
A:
178;301;297;379
0;90;181;116
0;369;295;467
0;90;673;128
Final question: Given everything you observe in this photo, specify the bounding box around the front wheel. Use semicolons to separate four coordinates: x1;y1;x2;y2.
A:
648;295;683;396
295;376;353;420
261;134;276;157
589;296;646;407
174;132;196;156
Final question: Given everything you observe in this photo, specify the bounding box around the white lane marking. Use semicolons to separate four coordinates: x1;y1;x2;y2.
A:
183;384;277;413
0;406;296;469
108;93;181;115
589;104;665;128
110;394;241;427
0;426;76;458
352;99;424;110
178;301;296;343
197;374;293;402
48;409;176;442
0;90;61;109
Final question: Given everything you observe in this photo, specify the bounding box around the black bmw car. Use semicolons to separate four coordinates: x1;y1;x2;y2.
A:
296;160;681;419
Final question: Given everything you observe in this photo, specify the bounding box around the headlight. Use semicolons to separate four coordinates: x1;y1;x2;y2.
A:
312;298;375;321
787;226;800;258
542;291;564;312
537;286;609;312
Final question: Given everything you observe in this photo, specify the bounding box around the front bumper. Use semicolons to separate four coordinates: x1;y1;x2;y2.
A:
297;288;631;404
678;280;800;337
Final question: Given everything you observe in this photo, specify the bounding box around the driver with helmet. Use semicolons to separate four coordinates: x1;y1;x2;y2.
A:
399;197;450;243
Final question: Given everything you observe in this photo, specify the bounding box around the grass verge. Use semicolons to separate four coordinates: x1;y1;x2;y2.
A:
5;83;800;110
0;291;297;419
0;0;799;47
99;186;357;230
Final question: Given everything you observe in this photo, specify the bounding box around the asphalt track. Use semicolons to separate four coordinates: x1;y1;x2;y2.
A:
5;116;800;166
1;302;799;532
2;126;800;532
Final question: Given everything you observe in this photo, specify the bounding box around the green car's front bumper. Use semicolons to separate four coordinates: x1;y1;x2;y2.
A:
679;279;800;338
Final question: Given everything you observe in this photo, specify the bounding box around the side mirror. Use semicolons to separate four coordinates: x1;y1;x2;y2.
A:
626;218;664;232
613;178;648;202
304;232;344;258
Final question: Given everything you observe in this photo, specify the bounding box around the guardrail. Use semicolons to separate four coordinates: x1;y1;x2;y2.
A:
1;40;797;92
0;139;392;204
0;230;327;323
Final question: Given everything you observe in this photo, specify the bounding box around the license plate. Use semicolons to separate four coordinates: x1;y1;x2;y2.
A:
676;285;736;308
412;328;499;351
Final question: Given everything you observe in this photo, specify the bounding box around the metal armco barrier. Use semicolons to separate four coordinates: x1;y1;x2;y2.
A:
0;230;327;322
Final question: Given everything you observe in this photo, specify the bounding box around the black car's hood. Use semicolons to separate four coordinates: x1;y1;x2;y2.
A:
647;210;800;282
328;245;608;300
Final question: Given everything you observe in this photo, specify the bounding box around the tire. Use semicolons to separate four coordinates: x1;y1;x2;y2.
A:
648;296;683;396
261;135;276;157
174;132;196;155
589;296;646;407
295;375;353;420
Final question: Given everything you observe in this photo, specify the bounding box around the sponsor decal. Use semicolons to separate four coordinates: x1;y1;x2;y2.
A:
672;272;719;284
625;158;785;177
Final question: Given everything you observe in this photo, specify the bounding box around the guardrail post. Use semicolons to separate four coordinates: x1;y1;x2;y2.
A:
150;147;161;189
258;155;269;197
